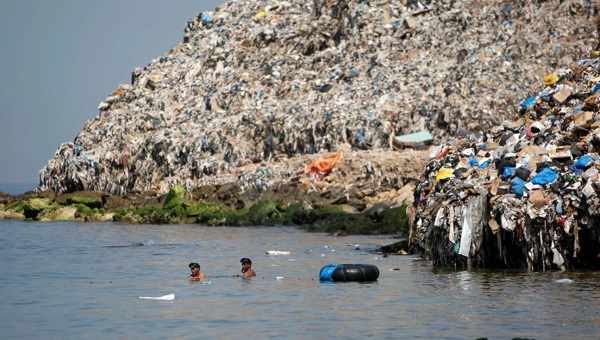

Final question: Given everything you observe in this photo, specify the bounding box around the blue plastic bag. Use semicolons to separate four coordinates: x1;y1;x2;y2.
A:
201;13;213;25
520;96;537;110
479;159;491;169
511;177;526;197
531;167;558;185
468;158;479;167
502;166;516;179
575;155;594;170
593;82;600;94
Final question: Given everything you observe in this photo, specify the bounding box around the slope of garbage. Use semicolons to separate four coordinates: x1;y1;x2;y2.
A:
37;0;596;200
2;149;419;233
411;55;600;270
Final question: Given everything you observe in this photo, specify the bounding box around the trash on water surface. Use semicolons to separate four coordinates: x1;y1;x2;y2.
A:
266;250;291;256
139;293;175;301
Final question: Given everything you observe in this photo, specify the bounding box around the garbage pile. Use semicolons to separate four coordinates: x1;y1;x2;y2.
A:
191;146;428;211
38;0;597;195
411;55;600;271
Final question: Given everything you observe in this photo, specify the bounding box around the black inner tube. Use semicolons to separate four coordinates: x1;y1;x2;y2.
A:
331;264;379;282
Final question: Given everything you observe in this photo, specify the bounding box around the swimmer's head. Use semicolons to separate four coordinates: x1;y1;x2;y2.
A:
240;258;252;273
189;262;201;276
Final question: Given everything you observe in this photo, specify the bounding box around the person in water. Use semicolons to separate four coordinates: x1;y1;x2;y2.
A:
189;262;206;281
240;258;256;278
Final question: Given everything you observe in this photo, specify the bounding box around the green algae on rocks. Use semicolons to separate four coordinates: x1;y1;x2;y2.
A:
0;188;409;235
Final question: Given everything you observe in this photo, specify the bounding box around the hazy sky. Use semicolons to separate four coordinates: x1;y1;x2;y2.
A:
0;0;220;188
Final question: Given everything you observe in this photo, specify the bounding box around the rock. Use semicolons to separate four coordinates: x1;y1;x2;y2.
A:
23;198;53;219
336;204;359;215
39;207;78;222
26;198;51;210
57;192;104;209
0;192;12;204
364;203;391;219
378;240;409;254
93;212;115;222
0;210;25;220
104;195;132;210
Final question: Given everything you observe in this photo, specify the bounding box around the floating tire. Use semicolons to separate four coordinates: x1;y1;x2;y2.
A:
319;264;380;282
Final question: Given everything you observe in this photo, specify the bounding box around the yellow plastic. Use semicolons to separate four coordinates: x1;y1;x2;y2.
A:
435;168;454;181
255;9;268;20
543;73;559;87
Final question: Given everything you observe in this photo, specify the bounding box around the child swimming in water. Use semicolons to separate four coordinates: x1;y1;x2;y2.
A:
240;258;256;279
189;262;206;281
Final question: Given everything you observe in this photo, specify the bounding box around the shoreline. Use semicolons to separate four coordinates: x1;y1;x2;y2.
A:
0;187;409;236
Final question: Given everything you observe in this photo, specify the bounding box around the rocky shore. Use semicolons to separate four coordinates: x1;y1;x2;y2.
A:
0;186;408;235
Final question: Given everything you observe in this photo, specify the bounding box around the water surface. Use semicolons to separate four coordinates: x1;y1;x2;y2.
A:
0;221;599;339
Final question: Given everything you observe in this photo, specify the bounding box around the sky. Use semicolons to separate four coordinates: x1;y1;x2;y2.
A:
0;0;221;192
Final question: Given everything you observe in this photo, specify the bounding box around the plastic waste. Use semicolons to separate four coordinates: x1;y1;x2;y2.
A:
531;168;559;186
435;168;454;181
394;131;433;146
139;293;175;301
266;250;291;255
201;13;213;25
543;73;559;86
411;51;600;271
575;155;594;170
502;166;515;179
479;159;491;169
520;96;537;110
511;177;525;197
305;152;343;180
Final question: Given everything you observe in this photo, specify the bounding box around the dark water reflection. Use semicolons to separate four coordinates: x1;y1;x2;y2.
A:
0;220;599;339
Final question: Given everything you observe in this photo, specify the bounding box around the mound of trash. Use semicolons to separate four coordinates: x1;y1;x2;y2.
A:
38;0;596;195
411;55;600;270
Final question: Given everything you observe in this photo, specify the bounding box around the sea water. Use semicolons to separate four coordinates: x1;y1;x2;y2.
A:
1;220;599;339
